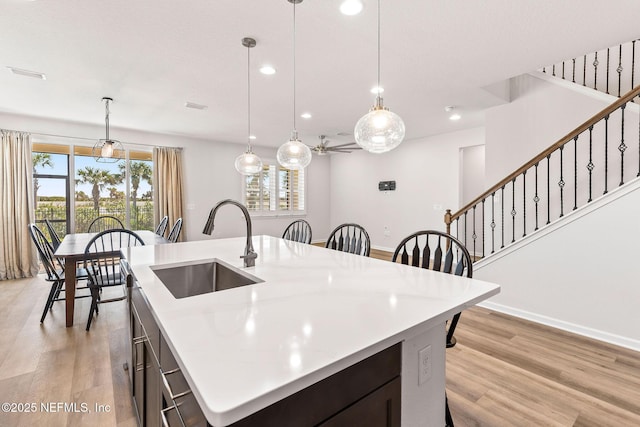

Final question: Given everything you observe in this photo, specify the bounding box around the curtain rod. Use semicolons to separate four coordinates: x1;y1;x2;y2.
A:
1;127;183;150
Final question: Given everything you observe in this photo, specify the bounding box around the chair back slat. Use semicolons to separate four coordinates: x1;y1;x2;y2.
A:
155;215;169;237
167;218;183;243
443;245;454;274
411;237;420;267
325;223;371;257
421;241;431;269
433;239;443;271
401;245;409;265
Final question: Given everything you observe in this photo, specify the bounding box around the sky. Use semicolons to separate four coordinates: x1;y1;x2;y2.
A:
33;153;152;198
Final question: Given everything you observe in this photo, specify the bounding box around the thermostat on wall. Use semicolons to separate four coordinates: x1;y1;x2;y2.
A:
378;180;396;191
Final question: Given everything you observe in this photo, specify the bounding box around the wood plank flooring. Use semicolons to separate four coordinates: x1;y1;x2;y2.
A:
0;276;136;427
1;263;639;426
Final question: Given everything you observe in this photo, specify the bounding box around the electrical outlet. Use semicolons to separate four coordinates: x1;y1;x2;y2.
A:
383;226;390;237
418;345;432;385
433;204;442;211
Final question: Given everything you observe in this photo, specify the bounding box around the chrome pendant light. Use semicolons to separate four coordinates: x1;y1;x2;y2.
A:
92;97;124;163
277;0;312;170
354;0;405;153
235;37;263;175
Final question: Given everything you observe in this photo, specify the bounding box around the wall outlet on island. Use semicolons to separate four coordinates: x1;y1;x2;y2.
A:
418;345;432;385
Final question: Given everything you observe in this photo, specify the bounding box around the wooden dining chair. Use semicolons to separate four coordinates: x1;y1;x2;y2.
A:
167;217;183;243
282;219;312;244
325;223;371;256
87;215;125;233
83;229;145;330
391;230;473;427
155;215;169;237
28;223;90;323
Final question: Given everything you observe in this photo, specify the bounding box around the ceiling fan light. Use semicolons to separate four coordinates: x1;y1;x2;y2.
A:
235;150;263;175
354;103;405;154
277;137;312;170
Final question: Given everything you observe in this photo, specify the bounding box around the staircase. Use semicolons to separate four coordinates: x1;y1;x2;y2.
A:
445;40;640;351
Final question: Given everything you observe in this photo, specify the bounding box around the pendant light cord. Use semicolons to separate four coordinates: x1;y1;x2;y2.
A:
292;1;297;137
377;0;381;102
247;43;252;151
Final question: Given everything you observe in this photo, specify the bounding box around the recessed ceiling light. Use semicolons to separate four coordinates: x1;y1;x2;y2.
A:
259;65;276;75
370;86;384;94
449;113;461;121
184;101;208;110
7;66;46;80
445;105;461;120
249;135;256;140
340;0;363;16
301;112;312;119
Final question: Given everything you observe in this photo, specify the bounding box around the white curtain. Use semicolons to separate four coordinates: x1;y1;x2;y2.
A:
153;147;184;241
0;130;38;280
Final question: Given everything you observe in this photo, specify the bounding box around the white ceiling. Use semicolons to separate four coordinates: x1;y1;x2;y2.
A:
2;0;640;149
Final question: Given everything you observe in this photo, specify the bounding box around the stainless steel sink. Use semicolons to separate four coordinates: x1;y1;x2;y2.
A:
150;259;263;299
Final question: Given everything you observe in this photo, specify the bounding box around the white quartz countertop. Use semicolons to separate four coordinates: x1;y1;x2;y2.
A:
124;235;500;426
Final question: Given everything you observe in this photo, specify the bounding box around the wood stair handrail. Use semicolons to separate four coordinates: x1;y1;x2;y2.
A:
445;83;640;227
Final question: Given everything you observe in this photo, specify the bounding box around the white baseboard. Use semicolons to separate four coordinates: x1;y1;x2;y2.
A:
479;300;640;352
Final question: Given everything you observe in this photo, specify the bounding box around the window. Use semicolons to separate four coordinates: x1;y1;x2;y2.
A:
243;161;305;215
33;145;70;238
33;142;153;235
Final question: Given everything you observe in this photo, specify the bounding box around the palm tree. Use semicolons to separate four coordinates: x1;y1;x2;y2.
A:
76;167;119;212
32;152;54;208
119;161;152;211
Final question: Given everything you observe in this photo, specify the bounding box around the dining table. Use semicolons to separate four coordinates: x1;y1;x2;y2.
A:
54;229;168;327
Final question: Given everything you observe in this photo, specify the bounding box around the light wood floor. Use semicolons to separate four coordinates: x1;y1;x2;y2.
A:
0;276;136;427
1;270;639;426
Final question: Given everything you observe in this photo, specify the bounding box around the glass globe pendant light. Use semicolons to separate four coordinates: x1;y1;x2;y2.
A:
235;37;263;175
92;97;124;163
354;0;405;153
277;0;312;170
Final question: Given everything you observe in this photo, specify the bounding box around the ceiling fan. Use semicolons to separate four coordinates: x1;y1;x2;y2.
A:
309;135;362;155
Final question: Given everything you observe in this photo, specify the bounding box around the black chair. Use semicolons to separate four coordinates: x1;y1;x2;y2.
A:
87;215;125;233
391;230;473;427
155;215;169;237
282;219;312;244
325;223;371;257
44;218;62;251
84;229;145;330
167;217;183;243
28;223;90;323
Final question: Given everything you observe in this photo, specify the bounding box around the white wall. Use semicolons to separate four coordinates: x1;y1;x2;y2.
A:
460;145;485;206
0;112;331;242
329;127;485;251
485;73;612;183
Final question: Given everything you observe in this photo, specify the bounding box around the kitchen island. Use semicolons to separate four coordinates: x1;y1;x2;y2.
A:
122;235;500;426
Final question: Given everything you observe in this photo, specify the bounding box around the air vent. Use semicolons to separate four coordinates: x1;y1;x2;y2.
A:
185;102;208;110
